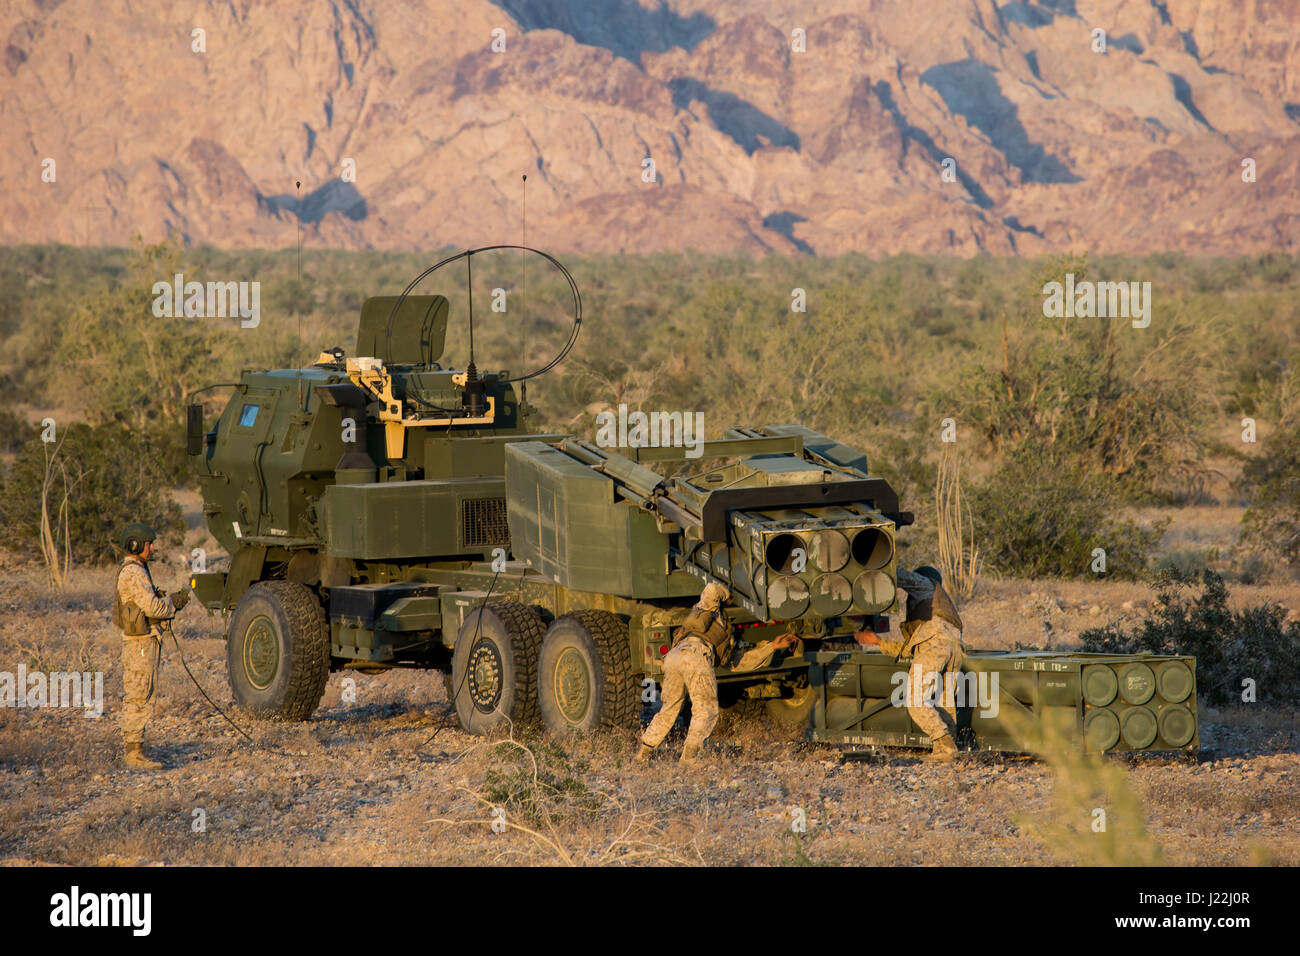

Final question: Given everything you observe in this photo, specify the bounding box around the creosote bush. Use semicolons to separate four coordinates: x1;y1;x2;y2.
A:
0;423;184;567
969;450;1164;579
1239;422;1300;567
1080;569;1300;706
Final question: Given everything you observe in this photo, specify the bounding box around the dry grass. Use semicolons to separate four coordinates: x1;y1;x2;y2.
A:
1005;709;1165;865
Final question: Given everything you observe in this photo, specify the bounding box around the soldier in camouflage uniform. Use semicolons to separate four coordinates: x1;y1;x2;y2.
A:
636;582;798;765
112;522;190;771
856;566;965;761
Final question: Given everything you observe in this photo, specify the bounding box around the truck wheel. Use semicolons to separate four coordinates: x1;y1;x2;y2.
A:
765;680;817;730
227;581;330;721
538;610;638;733
451;601;546;735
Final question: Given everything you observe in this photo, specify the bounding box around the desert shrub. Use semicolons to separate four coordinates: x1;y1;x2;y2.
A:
144;421;193;489
50;237;220;435
955;254;1220;501
968;450;1163;578
0;422;184;567
481;737;607;828
1079;569;1300;706
0;408;30;454
1153;546;1217;578
1239;422;1300;566
1254;251;1294;284
1228;551;1272;585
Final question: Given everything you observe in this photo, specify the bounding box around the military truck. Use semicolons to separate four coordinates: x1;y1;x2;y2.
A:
185;247;913;737
186;248;1197;755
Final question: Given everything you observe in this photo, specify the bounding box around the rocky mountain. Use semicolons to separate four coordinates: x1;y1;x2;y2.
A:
3;0;1297;256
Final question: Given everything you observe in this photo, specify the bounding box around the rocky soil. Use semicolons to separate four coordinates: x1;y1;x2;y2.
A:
3;0;1297;256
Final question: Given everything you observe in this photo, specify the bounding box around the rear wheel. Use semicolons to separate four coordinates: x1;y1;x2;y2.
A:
450;601;546;735
538;610;638;734
765;679;817;731
227;581;330;721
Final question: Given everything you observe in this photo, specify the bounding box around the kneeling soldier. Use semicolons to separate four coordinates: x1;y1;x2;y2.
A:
112;523;190;771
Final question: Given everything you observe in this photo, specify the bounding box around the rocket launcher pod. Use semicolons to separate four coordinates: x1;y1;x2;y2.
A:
809;649;1198;754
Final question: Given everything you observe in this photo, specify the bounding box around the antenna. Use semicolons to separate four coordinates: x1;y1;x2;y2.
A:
464;249;485;416
295;179;303;409
466;249;475;364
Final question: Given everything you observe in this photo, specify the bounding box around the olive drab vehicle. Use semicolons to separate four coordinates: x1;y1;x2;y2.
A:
187;247;1198;756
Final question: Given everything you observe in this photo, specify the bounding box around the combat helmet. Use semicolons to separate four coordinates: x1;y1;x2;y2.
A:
120;522;157;556
914;565;943;585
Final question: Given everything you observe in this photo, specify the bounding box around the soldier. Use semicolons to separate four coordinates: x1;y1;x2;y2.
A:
855;566;965;761
636;582;799;765
112;522;190;771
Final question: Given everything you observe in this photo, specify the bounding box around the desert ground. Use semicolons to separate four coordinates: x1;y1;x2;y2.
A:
1;493;1297;867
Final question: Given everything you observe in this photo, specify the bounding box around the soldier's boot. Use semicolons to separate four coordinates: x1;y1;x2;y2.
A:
929;734;958;762
123;742;163;771
634;742;654;764
679;741;704;765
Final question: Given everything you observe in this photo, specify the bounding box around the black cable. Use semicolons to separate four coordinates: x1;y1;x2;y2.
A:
165;568;531;757
184;383;242;404
164;623;265;748
384;245;582;385
414;567;501;750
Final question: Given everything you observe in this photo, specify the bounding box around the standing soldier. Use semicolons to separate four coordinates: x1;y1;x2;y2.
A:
112;523;190;771
856;566;965;761
636;582;798;765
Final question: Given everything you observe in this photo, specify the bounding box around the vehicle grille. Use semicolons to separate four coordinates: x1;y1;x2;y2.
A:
461;497;510;549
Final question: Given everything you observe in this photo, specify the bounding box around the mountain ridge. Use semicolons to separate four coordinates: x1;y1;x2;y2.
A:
3;0;1296;255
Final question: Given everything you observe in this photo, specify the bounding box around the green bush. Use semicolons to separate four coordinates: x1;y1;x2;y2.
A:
481;736;606;827
0;422;184;567
1239;422;1300;565
0;408;29;455
1079;569;1300;706
969;451;1163;578
955;254;1221;500
1153;547;1214;578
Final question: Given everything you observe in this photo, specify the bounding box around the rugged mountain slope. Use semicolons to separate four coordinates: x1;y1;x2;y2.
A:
2;0;1296;255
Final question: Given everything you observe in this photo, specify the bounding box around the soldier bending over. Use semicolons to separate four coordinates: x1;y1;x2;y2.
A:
637;583;798;765
856;566;966;761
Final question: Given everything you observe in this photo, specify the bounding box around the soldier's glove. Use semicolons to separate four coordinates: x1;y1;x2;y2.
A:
169;587;191;612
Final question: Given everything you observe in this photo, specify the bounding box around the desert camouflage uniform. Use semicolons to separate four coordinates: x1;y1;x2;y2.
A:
641;586;785;754
878;569;966;742
115;557;177;746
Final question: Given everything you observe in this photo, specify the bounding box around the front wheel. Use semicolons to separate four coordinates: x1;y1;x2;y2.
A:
227;581;330;721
